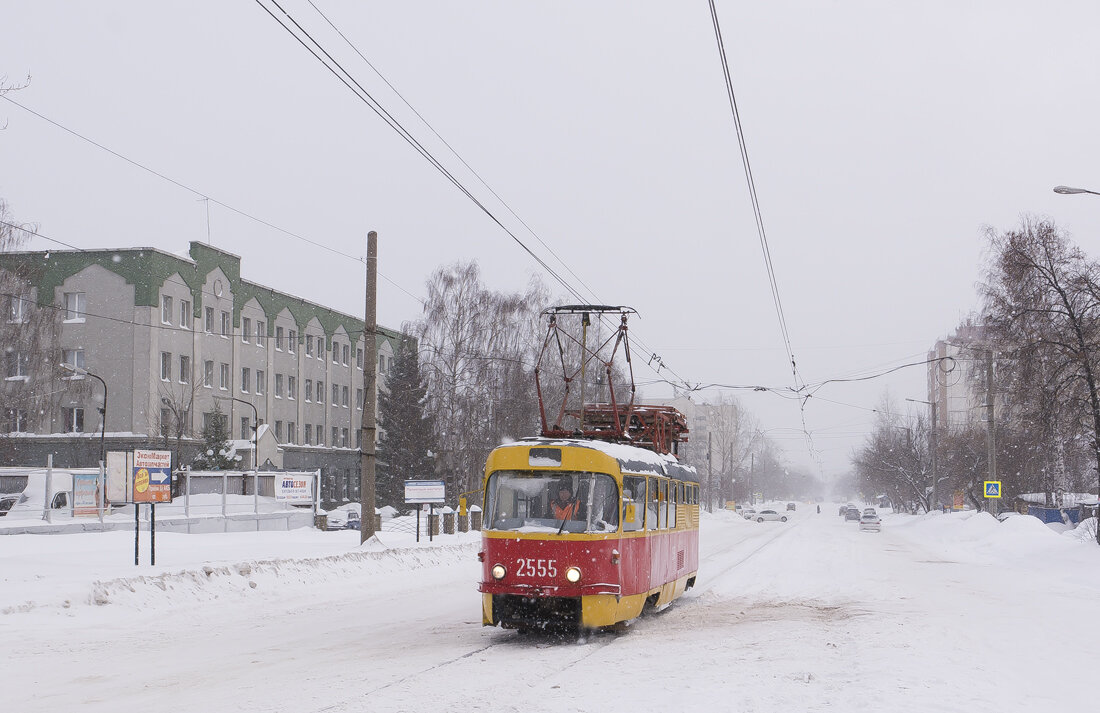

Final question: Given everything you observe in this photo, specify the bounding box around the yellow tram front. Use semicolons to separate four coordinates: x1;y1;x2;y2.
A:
478;439;700;631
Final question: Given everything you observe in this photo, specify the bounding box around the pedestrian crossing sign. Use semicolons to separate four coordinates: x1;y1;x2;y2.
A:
984;481;1002;498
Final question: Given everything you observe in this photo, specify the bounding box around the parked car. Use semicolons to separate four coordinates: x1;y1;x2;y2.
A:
742;509;757;520
754;509;788;523
345;513;361;530
786;502;796;511
0;493;19;516
839;503;855;516
859;512;882;532
844;507;861;522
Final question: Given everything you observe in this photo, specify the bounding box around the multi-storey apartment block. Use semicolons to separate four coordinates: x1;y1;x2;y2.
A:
1;241;404;500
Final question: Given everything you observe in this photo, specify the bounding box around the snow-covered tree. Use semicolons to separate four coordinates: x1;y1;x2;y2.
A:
377;336;435;511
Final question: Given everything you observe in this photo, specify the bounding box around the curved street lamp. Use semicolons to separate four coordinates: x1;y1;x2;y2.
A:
1053;185;1100;197
60;362;107;465
214;395;260;512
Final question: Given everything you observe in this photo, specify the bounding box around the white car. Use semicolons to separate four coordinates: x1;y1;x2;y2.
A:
859;512;882;532
753;509;788;523
742;508;757;520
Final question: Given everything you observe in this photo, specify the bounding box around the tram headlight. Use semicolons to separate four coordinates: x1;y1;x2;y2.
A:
565;566;582;583
491;564;507;580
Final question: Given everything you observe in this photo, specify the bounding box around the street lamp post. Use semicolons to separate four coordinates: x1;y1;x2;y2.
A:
1053;185;1100;197
60;363;107;466
214;395;259;515
906;398;938;512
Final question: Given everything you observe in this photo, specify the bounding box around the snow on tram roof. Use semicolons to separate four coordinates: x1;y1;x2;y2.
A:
509;437;699;482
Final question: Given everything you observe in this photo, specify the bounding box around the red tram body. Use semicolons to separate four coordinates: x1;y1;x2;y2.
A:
479;438;700;631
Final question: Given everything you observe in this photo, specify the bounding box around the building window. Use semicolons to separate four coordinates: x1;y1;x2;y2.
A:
5;351;29;379
304;424;312;445
8;293;30;323
342;344;349;365
161;295;172;324
64;292;86;321
356;388;363;410
204;360;214;388
287;421;296;444
242;317;251;343
306;335;313;357
180;300;191;328
357;348;363;369
332;426;339;447
160;352;172;381
288;376;296;400
304;379;312;402
317;336;324;358
202;411;226;434
275;421;283;441
63;406;85;433
316;425;324;446
332;383;339;406
179;355;191;384
288;330;296;353
256;321;265;345
333;343;340;364
256;370;265;395
241;416;251;440
341;428;348;447
221;311;230;337
379;354;385;371
7;408;29;433
275;373;284;398
276;326;284;351
342;385;349;408
205;306;214;333
317;380;324;404
241;367;250;393
62;349;85;371
219;362;230;390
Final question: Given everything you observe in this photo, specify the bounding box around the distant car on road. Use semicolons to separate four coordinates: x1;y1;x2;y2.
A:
742;509;757;520
863;508;877;517
786;502;796;511
839;503;854;516
859;512;882;532
844;507;861;522
754;509;788;523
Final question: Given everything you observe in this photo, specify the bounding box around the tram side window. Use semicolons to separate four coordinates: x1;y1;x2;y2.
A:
646;477;660;531
669;480;678;529
693;484;699;505
622;475;645;532
655;479;664;528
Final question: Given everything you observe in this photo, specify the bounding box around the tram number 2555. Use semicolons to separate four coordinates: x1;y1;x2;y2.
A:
515;558;557;578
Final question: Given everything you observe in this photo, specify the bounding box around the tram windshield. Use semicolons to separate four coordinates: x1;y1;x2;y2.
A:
485;471;620;534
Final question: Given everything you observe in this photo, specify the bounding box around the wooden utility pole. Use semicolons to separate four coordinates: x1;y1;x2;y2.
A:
985;348;997;515
360;231;378;543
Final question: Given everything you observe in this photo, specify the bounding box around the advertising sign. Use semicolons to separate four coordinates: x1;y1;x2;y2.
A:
953;490;966;510
275;474;314;504
405;480;446;504
73;473;101;517
132;449;173;503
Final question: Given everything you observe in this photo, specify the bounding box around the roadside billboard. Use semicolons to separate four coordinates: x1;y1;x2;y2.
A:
73;473;101;517
405;480;445;504
275;474;314;504
132;450;172;503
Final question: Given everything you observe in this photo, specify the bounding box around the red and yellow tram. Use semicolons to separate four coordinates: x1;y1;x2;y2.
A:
478;437;700;631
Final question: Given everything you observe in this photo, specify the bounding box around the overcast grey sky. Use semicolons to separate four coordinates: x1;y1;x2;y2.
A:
3;1;1100;478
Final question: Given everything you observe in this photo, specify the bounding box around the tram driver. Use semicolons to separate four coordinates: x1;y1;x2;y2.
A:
551;480;579;520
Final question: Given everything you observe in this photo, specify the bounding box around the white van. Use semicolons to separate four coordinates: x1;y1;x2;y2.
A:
3;469;90;519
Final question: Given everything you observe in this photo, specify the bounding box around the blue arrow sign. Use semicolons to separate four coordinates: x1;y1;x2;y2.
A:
149;469;171;485
984;481;1002;498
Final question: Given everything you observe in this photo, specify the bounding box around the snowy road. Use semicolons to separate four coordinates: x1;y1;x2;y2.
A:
4;509;1099;712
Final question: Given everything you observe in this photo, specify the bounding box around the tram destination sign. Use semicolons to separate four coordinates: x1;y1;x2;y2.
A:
404;480;446;504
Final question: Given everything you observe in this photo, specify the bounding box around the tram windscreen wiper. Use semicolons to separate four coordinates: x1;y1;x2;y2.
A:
556;498;578;535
